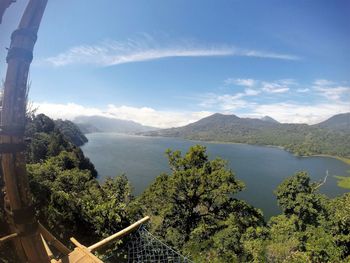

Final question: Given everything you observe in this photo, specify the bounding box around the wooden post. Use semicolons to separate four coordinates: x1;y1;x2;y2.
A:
1;0;49;262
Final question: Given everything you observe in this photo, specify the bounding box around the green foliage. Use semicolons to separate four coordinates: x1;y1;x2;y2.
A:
23;114;132;249
303;226;342;262
27;151;133;248
137;145;265;262
325;193;350;259
275;171;326;229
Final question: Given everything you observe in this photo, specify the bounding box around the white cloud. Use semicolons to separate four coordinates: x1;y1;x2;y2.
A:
246;101;350;124
32;102;212;128
39;36;300;67
224;78;256;87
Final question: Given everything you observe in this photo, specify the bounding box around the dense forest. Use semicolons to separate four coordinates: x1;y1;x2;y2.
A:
143;113;350;158
1;114;350;262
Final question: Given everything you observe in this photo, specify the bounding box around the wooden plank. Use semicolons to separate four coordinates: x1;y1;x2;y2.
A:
39;222;71;255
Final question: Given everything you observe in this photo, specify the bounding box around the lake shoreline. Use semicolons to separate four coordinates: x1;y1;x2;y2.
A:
171;136;350;166
83;132;349;218
87;132;350;166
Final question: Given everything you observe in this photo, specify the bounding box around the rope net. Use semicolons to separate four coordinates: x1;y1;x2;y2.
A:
127;226;192;263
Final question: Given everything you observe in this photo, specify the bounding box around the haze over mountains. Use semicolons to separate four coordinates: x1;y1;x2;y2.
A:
74;115;158;134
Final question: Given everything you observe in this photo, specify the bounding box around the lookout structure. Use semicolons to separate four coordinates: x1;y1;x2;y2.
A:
0;1;191;262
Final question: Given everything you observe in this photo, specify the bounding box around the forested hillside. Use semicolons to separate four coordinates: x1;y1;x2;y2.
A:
54;118;88;146
1;114;349;262
144;113;350;158
0;114;136;262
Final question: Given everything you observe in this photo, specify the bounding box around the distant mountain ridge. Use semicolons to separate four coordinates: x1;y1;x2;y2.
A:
143;112;350;158
315;112;350;132
74;115;158;134
261;116;279;124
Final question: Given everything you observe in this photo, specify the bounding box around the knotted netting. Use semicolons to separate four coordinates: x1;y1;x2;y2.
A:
127;225;192;263
101;225;193;263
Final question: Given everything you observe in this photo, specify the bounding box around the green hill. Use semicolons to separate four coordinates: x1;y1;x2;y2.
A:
143;113;350;158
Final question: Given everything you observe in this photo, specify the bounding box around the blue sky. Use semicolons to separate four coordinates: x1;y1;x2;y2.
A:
1;0;349;127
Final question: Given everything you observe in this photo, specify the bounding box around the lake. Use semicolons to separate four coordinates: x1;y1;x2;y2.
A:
82;133;349;218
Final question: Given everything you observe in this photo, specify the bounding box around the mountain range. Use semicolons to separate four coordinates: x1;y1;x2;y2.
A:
72;112;350;157
142;112;350;158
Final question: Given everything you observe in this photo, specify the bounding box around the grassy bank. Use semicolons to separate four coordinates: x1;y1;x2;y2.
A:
334;176;350;190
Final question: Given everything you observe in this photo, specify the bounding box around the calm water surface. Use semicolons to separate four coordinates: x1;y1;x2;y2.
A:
82;133;349;218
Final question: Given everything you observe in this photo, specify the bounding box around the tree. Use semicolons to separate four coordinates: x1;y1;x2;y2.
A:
138;145;265;261
275;171;326;229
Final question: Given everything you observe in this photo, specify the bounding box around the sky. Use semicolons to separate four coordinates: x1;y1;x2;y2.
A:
1;0;349;128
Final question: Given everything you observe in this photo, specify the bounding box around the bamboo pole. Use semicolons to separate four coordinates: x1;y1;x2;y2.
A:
88;216;150;252
1;0;49;261
0;232;18;243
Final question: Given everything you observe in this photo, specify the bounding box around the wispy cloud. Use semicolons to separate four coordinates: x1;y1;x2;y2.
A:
261;79;297;94
296;88;310;93
314;86;350;100
40;35;300;67
32;102;212;128
200;83;262;111
313;79;335;86
224;78;256;87
199;94;250;111
312;79;350;101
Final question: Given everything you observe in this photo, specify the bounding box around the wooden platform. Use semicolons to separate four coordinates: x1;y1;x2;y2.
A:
53;247;103;263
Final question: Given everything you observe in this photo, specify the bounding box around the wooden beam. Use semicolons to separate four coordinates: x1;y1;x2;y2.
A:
40;234;54;259
38;223;71;255
88;216;150;252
